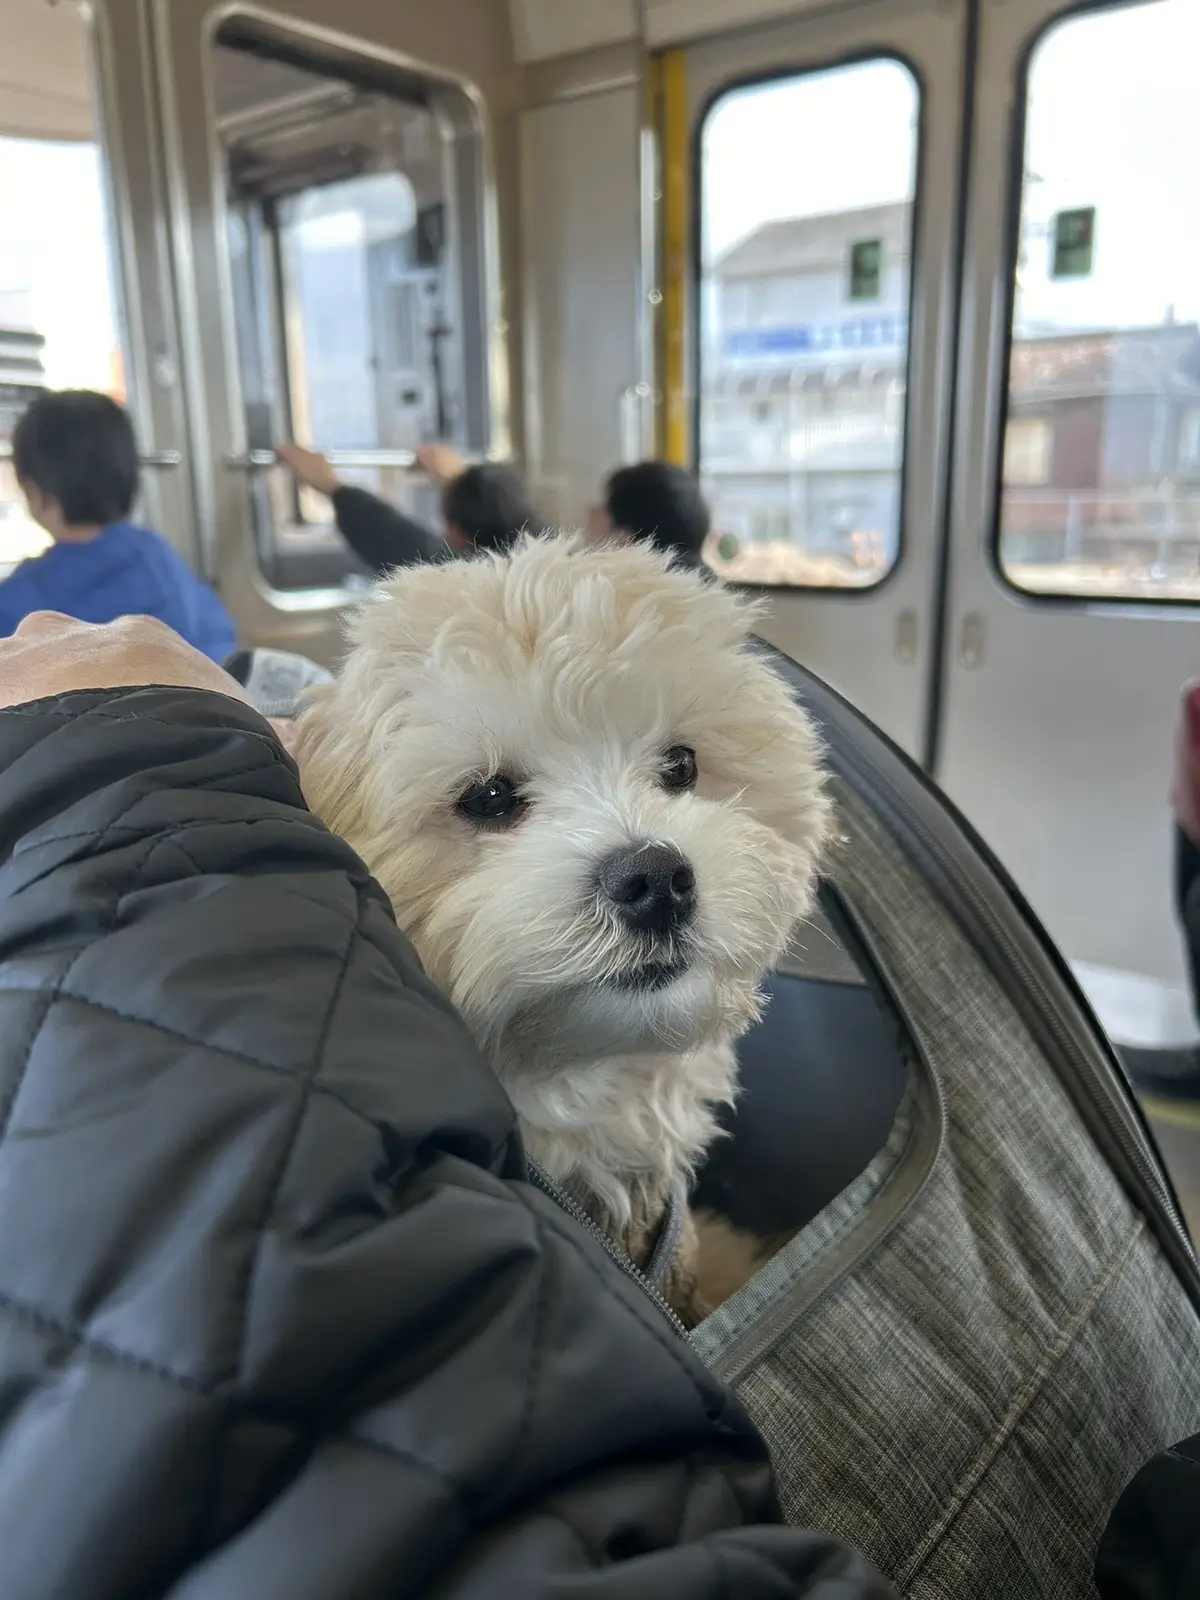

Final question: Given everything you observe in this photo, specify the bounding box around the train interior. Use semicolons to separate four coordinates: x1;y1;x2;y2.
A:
3;0;1200;1224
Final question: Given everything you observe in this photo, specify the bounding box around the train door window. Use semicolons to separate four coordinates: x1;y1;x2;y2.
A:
275;169;423;529
211;21;491;593
697;58;918;590
0;137;123;571
998;0;1200;601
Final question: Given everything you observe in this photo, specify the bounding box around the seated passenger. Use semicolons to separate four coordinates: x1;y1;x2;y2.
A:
586;460;712;570
3;390;236;661
277;440;548;577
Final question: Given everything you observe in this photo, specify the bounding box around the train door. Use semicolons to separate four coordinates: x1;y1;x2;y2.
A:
95;0;518;661
937;0;1200;990
672;0;967;757
0;1;192;568
519;53;646;532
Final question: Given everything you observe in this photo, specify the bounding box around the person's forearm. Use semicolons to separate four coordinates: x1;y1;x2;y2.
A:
332;485;446;575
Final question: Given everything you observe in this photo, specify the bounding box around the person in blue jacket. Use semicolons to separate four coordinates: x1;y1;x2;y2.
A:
2;389;235;660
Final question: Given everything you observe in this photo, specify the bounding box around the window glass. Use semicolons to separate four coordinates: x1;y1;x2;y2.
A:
213;26;488;592
0;138;123;569
999;0;1200;600
697;59;918;589
279;171;421;455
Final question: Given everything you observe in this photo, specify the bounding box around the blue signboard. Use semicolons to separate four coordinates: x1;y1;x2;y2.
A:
725;315;907;358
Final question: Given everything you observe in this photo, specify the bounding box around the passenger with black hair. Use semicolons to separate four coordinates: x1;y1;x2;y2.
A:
586;459;712;569
277;441;548;576
278;442;713;578
3;389;236;660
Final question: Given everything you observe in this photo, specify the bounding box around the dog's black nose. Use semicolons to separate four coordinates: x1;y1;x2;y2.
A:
598;843;696;934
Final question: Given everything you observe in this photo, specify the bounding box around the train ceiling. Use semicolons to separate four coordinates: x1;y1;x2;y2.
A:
508;0;827;61
0;0;831;140
0;1;93;139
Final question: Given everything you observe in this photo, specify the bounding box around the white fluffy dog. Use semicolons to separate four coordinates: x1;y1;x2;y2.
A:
296;535;830;1324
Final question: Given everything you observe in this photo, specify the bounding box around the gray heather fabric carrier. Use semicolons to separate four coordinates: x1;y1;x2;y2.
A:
692;650;1200;1599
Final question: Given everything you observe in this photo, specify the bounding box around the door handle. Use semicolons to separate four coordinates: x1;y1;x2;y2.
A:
958;612;985;668
894;607;918;664
225;448;486;472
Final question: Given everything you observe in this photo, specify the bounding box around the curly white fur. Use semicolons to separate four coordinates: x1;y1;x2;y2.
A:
296;535;830;1226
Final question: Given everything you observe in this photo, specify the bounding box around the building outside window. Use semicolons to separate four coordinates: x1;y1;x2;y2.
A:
700;196;912;586
1180;408;1200;471
848;238;884;302
0;137;123;569
697;57;919;589
1004;417;1053;486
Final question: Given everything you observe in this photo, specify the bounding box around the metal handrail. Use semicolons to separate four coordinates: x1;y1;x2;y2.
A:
227;447;485;472
0;443;182;468
227;447;412;471
0;438;478;475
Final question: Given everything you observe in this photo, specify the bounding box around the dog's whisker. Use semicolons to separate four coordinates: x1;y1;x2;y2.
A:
794;918;841;952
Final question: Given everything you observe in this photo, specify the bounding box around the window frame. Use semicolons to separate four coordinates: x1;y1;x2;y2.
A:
690;48;924;597
991;0;1200;609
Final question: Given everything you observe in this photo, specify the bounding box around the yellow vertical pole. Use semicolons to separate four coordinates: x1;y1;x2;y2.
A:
656;48;688;466
642;51;663;459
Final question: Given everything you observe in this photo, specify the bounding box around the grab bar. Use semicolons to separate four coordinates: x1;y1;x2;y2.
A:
226;447;485;472
0;443;182;468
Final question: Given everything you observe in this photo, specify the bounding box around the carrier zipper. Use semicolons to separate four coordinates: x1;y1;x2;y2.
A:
527;1159;690;1339
707;884;945;1381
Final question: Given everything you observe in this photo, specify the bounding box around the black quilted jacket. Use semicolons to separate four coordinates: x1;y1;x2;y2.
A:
0;686;895;1599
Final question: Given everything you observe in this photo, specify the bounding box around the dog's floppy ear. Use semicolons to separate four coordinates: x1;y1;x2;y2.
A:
294;559;458;846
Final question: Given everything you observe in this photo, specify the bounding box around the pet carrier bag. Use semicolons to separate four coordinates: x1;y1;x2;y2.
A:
238;641;1200;1595
688;645;1200;1599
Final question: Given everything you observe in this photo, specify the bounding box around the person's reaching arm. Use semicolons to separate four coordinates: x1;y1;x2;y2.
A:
0;613;895;1600
277;442;447;575
331;484;446;573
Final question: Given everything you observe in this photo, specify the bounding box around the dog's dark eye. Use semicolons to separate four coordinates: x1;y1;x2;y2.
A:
458;775;524;823
659;746;698;793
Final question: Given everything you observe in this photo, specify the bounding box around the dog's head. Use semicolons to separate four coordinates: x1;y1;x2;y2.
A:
297;535;830;1082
